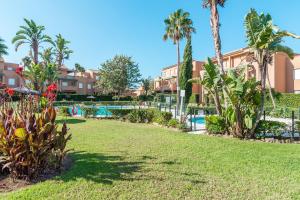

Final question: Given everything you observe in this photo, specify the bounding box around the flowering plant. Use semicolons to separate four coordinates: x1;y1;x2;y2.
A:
15;66;24;77
4;88;14;96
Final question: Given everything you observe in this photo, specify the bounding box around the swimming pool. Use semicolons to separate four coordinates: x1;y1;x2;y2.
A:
190;116;206;125
67;105;129;117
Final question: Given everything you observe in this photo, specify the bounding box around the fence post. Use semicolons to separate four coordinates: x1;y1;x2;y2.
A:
292;111;295;140
174;106;177;117
190;108;193;131
263;110;266;138
193;109;196;131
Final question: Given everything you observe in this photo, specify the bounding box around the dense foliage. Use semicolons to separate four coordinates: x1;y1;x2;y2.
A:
267;93;300;108
96;55;142;96
56;94;133;102
255;120;287;137
205;115;226;134
0;99;71;180
0;37;8;57
179;36;193;104
81;107;98;118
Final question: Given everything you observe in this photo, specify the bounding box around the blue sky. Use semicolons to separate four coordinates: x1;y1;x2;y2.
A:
1;0;300;78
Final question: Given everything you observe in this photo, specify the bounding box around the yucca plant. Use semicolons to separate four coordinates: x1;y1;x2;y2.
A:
0;99;71;180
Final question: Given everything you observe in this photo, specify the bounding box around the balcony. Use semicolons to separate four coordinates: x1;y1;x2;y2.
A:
58;75;78;81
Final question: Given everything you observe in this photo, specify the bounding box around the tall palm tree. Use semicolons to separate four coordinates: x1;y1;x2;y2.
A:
54;34;73;68
163;9;195;112
203;0;226;73
12;18;53;64
0;37;8;58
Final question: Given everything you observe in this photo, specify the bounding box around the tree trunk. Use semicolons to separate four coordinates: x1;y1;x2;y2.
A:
251;56;268;137
234;105;244;138
210;0;225;74
213;90;222;115
267;69;276;109
176;40;181;115
33;41;39;65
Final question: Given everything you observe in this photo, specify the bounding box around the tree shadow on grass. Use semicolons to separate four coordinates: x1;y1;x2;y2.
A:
58;151;143;184
56;118;86;124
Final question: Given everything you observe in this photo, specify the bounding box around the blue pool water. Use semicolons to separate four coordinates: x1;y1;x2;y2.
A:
190;116;205;125
68;105;126;116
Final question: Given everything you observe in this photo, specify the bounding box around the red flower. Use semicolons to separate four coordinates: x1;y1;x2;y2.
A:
16;66;24;76
5;88;14;96
47;83;57;92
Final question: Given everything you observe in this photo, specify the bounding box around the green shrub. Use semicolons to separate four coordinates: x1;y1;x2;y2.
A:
138;95;154;102
167;119;179;128
59;106;71;117
109;109;134;119
266;93;300;108
255;120;287;136
127;109;155;123
296;121;300;132
154;111;173;125
177;122;188;131
81;107;98;118
205;115;226;134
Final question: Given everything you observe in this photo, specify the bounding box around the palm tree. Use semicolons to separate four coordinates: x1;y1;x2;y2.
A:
141;77;151;96
40;47;54;65
203;0;226;73
74;63;85;73
163;9;195;112
40;48;58;85
54;34;73;68
244;9;300;135
12;18;53;64
0;37;8;58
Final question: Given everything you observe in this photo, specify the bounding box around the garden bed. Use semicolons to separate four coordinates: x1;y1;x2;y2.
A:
0;156;73;193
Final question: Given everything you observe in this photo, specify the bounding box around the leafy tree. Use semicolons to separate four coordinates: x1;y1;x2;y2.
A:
244;9;300;135
203;0;226;73
54;34;73;68
12;18;53;64
96;55;141;97
179;36;193;104
74;63;85;72
0;37;8;58
163;9;195;112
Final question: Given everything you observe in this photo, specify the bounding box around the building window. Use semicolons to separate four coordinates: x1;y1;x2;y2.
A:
62;81;68;87
78;82;83;89
7;67;13;71
8;78;15;86
87;84;92;89
295;69;300;80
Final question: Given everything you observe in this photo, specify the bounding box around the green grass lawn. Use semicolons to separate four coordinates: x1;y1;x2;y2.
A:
2;118;300;199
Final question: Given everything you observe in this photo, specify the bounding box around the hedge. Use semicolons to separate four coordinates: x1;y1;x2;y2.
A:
266;93;300;108
56;94;132;102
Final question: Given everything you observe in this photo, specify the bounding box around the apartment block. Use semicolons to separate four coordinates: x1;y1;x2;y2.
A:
58;67;99;95
0;58;99;95
154;60;204;101
154;48;300;103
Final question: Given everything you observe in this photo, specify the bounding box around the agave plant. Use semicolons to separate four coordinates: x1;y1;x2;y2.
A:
0;99;71;180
